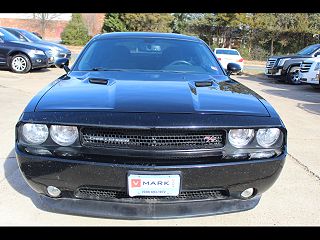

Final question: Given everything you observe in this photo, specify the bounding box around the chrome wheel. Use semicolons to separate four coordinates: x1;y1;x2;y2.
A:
288;67;301;85
12;56;27;72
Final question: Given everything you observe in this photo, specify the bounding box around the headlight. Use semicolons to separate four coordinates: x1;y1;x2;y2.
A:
228;129;254;148
50;125;78;146
314;62;320;71
277;58;290;66
51;48;60;55
21;123;49;145
256;128;281;148
31;49;45;55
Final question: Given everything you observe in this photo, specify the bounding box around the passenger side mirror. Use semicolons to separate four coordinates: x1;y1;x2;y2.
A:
226;62;242;75
315;52;320;57
55;58;70;73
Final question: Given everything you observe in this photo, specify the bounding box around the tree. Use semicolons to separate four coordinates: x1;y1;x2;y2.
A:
171;13;192;34
103;13;127;32
103;13;173;33
33;13;60;38
61;14;91;46
189;14;215;46
122;13;173;32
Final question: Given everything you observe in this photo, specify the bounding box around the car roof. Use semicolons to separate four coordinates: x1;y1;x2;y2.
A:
95;32;201;42
2;27;22;32
214;48;239;51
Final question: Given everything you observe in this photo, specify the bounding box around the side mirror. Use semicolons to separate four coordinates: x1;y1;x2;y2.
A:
55;58;70;73
315;52;320;57
226;62;242;75
0;37;4;44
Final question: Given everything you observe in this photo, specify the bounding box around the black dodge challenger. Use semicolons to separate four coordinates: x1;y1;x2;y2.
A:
15;32;287;219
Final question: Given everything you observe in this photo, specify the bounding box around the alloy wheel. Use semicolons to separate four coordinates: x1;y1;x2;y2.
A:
12;57;27;72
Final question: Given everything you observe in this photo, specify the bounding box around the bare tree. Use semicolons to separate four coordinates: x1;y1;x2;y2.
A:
33;13;61;38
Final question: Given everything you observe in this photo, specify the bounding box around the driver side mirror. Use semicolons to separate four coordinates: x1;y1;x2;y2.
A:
315;52;320;57
55;58;70;73
226;62;242;75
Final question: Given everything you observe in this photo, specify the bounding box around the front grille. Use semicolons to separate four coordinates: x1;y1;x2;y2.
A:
266;58;277;69
80;127;225;150
75;187;229;202
300;62;313;73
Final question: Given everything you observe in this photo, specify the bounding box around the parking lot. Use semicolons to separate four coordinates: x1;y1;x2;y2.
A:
0;67;319;226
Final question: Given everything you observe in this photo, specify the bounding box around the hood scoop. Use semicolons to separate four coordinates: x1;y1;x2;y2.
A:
89;78;109;85
194;81;213;87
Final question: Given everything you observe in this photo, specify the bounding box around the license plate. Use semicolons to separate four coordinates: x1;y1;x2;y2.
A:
128;173;180;197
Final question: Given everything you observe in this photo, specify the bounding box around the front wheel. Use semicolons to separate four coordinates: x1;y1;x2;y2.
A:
9;54;32;73
287;66;301;85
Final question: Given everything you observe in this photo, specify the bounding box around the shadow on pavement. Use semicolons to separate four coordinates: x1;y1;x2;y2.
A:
4;149;45;211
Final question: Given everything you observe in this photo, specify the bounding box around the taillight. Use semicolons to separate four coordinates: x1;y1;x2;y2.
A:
218;58;221;61
237;58;244;62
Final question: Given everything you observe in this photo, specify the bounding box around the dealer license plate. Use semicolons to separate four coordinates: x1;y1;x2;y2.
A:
128;174;180;197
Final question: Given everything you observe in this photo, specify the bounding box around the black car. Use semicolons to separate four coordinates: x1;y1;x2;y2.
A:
265;44;320;84
3;27;71;64
15;32;287;219
0;28;53;73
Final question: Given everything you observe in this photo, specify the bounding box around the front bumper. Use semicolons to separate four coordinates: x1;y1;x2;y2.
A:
265;67;284;77
16;146;286;219
31;55;50;69
299;72;320;85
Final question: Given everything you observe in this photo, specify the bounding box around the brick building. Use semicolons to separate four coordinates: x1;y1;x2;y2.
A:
0;13;105;42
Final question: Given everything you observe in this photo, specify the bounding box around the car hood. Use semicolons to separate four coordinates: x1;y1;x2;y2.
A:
269;54;310;59
9;41;51;51
35;71;269;116
34;41;70;52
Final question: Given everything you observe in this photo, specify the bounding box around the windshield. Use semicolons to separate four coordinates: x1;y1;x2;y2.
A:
0;28;20;42
76;38;224;75
297;45;319;55
215;49;239;55
19;29;42;42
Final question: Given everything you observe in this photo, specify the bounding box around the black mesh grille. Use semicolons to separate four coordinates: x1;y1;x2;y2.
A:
75;187;229;202
80;127;225;150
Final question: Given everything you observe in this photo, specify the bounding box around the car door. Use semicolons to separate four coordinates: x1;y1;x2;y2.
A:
0;35;8;65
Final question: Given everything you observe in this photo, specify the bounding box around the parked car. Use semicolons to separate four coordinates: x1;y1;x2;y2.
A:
15;32;287;219
0;28;53;73
3;27;71;64
299;56;320;89
214;48;244;74
265;44;320;84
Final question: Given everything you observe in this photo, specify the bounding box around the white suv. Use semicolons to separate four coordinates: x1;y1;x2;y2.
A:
299;57;320;88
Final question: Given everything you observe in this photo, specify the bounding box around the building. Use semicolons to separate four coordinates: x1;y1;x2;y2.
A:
0;13;105;42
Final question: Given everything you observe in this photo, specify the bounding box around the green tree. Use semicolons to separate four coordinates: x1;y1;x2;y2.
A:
122;13;173;32
171;13;192;34
103;13;127;32
61;14;91;45
189;14;215;46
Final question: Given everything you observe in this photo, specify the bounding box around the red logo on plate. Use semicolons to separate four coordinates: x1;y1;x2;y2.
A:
131;179;141;188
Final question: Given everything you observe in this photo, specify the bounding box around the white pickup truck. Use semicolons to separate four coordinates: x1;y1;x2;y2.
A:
299;56;320;89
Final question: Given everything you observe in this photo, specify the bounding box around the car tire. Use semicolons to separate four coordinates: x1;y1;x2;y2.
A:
9;54;32;73
286;66;301;85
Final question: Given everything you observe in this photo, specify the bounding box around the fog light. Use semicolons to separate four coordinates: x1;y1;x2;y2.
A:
241;188;255;199
250;151;276;159
36;59;42;63
47;186;61;197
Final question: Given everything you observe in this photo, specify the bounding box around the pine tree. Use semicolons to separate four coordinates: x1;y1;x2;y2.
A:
61;14;91;45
